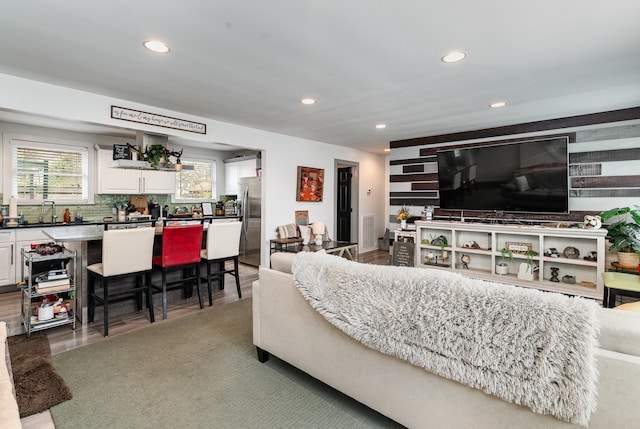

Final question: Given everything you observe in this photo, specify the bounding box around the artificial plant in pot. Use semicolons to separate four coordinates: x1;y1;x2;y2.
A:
600;206;640;267
496;248;512;275
517;250;539;281
397;206;410;230
144;144;171;169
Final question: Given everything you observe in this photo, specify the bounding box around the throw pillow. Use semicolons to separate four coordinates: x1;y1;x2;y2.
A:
277;223;298;239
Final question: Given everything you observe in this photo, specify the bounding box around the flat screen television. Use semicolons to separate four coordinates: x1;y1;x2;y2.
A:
436;137;569;214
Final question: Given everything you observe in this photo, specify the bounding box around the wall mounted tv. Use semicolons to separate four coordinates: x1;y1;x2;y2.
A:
436;137;569;214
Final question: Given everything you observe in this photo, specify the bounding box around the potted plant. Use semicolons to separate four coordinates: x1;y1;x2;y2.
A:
144;144;170;169
496;248;512;275
115;201;128;222
397;206;410;230
600;206;640;267
518;250;539;281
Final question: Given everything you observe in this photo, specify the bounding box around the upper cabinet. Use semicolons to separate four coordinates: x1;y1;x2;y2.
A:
97;149;176;194
224;156;259;194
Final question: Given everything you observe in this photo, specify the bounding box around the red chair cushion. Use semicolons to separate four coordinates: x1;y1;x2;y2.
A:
154;224;203;268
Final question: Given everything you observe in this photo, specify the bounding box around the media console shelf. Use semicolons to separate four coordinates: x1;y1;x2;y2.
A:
414;220;607;300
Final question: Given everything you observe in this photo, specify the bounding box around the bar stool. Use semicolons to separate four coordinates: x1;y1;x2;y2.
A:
200;221;243;306
602;271;640;308
152;223;204;320
87;226;156;336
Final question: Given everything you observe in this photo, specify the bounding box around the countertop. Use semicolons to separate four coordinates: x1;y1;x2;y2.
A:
1;214;241;229
4;215;242;242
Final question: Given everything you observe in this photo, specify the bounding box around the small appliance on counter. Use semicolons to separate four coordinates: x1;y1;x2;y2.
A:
126;214;152;222
150;203;163;219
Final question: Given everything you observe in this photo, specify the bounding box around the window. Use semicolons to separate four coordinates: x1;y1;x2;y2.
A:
8;138;89;203
174;159;216;202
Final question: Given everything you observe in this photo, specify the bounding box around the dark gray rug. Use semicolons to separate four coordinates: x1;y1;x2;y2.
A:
8;332;73;417
50;298;405;428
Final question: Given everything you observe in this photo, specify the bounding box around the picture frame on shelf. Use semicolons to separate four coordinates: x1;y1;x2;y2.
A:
201;202;213;216
505;241;532;254
112;143;131;160
295;210;309;226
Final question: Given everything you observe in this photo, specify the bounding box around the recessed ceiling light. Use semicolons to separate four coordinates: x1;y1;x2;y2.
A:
490;101;507;108
375;124;387;129
143;40;171;54
300;98;316;105
441;51;467;63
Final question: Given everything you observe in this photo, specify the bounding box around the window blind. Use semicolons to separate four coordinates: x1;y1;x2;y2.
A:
12;140;89;202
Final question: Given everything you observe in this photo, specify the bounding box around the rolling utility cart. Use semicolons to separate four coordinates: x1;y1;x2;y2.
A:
20;246;77;337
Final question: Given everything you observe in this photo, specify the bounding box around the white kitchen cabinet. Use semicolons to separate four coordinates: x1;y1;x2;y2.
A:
0;231;15;286
97;149;176;194
0;229;50;288
14;229;50;285
224;156;258;194
414;220;607;300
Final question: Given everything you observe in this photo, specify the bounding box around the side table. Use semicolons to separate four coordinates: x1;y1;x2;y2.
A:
602;271;640;308
270;238;304;254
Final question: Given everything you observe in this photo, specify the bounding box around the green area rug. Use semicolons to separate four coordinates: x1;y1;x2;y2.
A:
51;298;405;428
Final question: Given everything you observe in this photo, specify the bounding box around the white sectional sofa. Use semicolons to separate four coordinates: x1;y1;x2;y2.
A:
253;252;640;429
1;322;22;429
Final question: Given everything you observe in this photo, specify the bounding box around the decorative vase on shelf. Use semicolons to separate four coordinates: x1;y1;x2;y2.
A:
118;210;126;222
400;220;407;230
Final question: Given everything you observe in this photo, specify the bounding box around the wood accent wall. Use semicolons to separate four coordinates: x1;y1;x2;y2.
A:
389;107;640;224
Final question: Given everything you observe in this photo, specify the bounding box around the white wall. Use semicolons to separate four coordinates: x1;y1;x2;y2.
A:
0;74;387;266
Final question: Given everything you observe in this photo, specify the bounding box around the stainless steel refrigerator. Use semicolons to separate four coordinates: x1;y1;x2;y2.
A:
238;176;261;266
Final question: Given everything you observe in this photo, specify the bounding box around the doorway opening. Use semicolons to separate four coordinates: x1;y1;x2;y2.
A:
335;160;358;243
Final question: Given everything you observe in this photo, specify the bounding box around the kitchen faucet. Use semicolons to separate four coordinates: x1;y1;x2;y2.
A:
40;200;57;223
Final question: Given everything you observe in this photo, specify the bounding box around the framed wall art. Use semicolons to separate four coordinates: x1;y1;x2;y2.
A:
295;210;309;226
296;166;324;202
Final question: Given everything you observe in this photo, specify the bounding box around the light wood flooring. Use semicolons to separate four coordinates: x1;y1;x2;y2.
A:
2;249;389;429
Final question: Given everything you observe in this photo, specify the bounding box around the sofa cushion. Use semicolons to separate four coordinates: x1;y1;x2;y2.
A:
596;307;640;357
270;252;296;274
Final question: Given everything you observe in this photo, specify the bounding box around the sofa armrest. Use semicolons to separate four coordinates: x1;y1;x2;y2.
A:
0;322;22;429
270;252;296;274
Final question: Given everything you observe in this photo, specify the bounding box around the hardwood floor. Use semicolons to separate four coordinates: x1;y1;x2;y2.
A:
2;249;389;429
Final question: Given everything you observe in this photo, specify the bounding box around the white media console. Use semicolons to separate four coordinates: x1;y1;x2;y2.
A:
413;220;607;300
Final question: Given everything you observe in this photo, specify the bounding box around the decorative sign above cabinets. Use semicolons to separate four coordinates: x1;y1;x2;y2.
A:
112;144;131;160
111;105;207;134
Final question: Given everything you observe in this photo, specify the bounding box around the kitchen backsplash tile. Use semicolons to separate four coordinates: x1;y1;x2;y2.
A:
0;193;170;224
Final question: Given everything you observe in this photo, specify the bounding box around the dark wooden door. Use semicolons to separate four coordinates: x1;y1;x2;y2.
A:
336;167;352;241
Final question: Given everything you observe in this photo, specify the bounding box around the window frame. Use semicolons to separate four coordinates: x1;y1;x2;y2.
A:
171;156;217;204
2;133;95;205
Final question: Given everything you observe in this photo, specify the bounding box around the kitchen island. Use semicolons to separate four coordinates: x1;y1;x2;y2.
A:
37;216;242;325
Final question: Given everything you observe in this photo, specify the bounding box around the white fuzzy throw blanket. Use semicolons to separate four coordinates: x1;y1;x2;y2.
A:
292;251;600;426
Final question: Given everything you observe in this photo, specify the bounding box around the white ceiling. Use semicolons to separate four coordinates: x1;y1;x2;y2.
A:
1;1;639;154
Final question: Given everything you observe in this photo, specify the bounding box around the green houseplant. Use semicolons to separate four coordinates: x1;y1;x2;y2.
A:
144;144;170;169
524;250;539;269
600;206;640;267
517;250;539;281
496;248;513;275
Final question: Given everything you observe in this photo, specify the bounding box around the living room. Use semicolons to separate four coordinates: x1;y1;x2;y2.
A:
1;2;640;428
